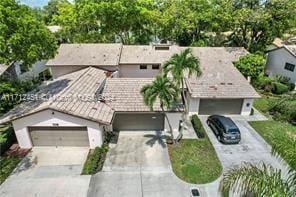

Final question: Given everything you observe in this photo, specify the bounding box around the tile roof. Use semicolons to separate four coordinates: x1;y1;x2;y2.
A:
46;43;122;66
186;47;260;98
120;45;181;64
0;67;114;124
103;78;162;112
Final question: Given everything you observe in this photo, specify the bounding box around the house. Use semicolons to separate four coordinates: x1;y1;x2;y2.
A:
0;61;50;81
265;45;296;84
0;43;259;149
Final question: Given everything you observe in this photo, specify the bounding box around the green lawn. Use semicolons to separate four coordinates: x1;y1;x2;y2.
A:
168;138;222;184
249;120;296;170
0;156;22;184
253;96;279;117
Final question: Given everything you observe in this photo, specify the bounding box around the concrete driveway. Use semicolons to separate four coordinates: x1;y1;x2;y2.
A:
0;147;91;197
199;116;287;171
88;131;219;197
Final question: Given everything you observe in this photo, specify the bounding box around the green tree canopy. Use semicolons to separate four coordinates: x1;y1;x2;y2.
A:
234;53;266;79
0;0;57;70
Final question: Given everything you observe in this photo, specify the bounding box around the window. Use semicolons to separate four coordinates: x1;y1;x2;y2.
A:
152;64;160;70
154;46;170;50
140;65;147;69
284;63;295;72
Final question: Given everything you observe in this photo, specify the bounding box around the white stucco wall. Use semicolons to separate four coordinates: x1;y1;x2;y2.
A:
50;65;87;79
13;60;48;81
266;48;296;83
12;109;104;149
188;97;200;114
119;64;161;78
240;98;254;116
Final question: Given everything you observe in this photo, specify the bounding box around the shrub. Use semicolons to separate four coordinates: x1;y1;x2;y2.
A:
82;144;109;175
234;54;266;79
191;115;205;138
271;82;289;94
253;75;274;92
269;95;296;124
288;83;295;91
0;127;16;155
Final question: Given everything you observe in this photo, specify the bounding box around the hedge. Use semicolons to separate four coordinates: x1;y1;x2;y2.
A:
0;127;16;155
271;82;289;94
191;115;205;138
82;144;109;175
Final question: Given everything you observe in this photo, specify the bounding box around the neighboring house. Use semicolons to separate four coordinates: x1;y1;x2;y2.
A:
265;45;296;84
0;61;50;81
0;43;259;149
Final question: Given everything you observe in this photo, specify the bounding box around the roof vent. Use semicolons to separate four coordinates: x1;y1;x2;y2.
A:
154;46;170;50
227;82;233;85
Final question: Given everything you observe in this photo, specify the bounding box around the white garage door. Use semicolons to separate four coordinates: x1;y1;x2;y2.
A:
29;126;89;146
199;99;243;115
113;113;164;131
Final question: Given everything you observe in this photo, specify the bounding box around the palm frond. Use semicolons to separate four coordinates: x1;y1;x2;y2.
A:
220;163;294;197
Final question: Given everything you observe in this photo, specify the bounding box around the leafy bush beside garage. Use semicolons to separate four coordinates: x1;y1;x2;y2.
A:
191;115;205;138
82;144;109;175
0;126;17;155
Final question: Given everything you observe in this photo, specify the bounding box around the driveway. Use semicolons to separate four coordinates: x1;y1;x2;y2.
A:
199;116;287;171
88;131;219;197
0;147;91;197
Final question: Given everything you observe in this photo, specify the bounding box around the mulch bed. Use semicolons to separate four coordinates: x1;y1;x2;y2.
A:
4;144;30;157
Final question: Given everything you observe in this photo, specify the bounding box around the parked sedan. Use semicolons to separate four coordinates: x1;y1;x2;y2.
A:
207;115;241;144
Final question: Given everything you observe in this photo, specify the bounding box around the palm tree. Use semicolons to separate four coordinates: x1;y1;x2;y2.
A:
163;48;201;114
220;162;296;196
141;75;179;143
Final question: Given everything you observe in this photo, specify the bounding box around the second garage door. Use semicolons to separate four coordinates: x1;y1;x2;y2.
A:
29;126;89;146
199;99;243;115
113;113;164;131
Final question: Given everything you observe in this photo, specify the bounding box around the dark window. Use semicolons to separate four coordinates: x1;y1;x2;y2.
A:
155;46;170;50
152;64;160;70
284;63;295;72
140;65;147;69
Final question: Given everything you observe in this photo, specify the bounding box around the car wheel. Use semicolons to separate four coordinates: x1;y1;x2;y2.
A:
217;135;221;142
206;120;209;125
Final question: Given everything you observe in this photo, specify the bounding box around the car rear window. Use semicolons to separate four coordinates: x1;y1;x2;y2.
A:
226;128;239;134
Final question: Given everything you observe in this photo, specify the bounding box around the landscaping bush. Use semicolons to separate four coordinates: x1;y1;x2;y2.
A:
269;96;296;124
271;82;289;94
253;75;274;92
0;127;16;155
288;83;295;91
191;115;205;138
82;144;109;175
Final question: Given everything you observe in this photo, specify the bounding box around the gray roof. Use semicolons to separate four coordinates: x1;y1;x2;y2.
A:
186;47;260;98
119;45;181;64
103;78;162;112
0;67;114;124
46;44;122;66
0;64;9;76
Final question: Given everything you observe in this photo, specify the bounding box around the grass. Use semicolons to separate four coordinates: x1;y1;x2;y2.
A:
168;138;222;184
253;96;279;117
249;120;296;169
0;156;23;184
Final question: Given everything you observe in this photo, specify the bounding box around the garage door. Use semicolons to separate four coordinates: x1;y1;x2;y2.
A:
113;113;164;131
29;126;89;146
199;99;243;115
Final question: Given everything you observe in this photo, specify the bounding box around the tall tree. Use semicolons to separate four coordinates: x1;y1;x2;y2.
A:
0;0;57;70
220;163;296;196
43;0;70;25
163;48;201;114
229;0;296;52
141;75;179;143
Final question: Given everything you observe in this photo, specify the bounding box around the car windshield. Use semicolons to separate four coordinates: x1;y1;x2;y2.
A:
226;128;239;134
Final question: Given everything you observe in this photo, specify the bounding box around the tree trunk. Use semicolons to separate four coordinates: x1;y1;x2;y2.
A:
161;105;175;144
181;79;188;114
